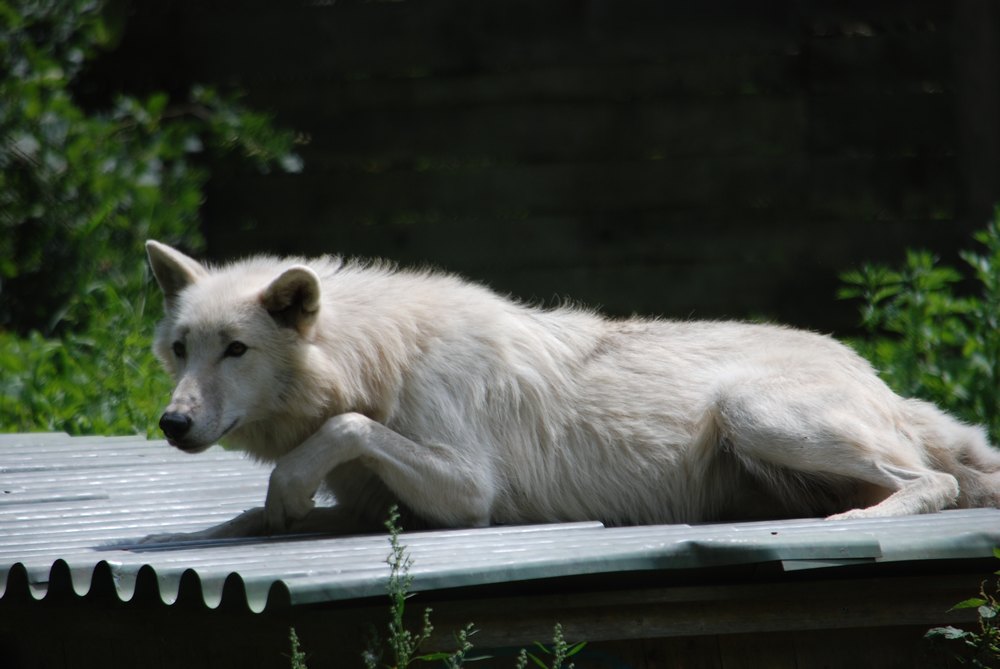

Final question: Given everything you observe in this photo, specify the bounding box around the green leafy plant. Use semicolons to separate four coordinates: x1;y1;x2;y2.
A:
0;0;302;436
926;548;1000;667
839;213;1000;442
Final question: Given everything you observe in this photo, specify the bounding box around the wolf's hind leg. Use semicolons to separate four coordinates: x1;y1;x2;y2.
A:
264;412;495;533
711;383;960;519
823;463;959;519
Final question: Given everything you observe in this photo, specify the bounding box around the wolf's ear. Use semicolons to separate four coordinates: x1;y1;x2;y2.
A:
260;265;321;334
146;240;208;309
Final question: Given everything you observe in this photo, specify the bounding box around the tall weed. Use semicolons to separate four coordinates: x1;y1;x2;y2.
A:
357;506;585;669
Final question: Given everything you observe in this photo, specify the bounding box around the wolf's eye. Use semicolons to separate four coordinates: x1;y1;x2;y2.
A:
172;341;186;358
224;341;248;358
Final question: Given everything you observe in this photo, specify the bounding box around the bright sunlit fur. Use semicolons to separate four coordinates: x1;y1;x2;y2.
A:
144;241;1000;540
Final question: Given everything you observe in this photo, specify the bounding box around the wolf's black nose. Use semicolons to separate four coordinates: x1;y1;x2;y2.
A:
159;412;192;441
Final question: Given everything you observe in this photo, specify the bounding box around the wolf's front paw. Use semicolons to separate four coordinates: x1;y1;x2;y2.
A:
134;508;267;545
264;466;318;533
135;530;210;545
135;532;197;546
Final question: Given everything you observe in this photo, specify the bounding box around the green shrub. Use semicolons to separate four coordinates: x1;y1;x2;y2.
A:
840;214;1000;443
0;278;166;435
925;548;1000;668
0;0;302;436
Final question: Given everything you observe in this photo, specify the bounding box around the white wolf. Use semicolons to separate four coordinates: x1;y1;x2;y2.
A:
143;240;1000;541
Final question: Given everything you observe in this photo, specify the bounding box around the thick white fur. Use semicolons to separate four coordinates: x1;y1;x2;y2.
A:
143;241;1000;540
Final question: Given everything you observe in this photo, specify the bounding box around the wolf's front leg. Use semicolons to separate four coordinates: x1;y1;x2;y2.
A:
137;505;375;544
265;412;495;533
137;507;267;544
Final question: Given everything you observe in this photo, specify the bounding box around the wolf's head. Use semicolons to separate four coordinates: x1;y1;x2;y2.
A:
146;241;322;453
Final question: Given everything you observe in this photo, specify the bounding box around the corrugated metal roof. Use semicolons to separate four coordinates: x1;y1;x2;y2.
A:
2;432;999;613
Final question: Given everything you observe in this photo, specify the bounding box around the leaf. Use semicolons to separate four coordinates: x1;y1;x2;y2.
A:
280;153;304;173
415;651;453;661
925;626;969;640
526;652;549;669
951;597;988;611
565;641;587;657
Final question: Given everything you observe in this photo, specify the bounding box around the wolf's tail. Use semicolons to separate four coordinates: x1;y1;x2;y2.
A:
906;398;1000;509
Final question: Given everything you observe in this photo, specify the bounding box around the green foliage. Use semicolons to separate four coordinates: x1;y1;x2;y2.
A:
839;214;1000;442
0;273;167;435
0;0;302;436
926;548;1000;667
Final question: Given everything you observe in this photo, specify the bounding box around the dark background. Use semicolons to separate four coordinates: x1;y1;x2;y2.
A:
91;0;1000;335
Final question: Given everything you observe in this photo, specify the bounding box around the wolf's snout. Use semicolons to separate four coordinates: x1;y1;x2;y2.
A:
159;412;193;442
